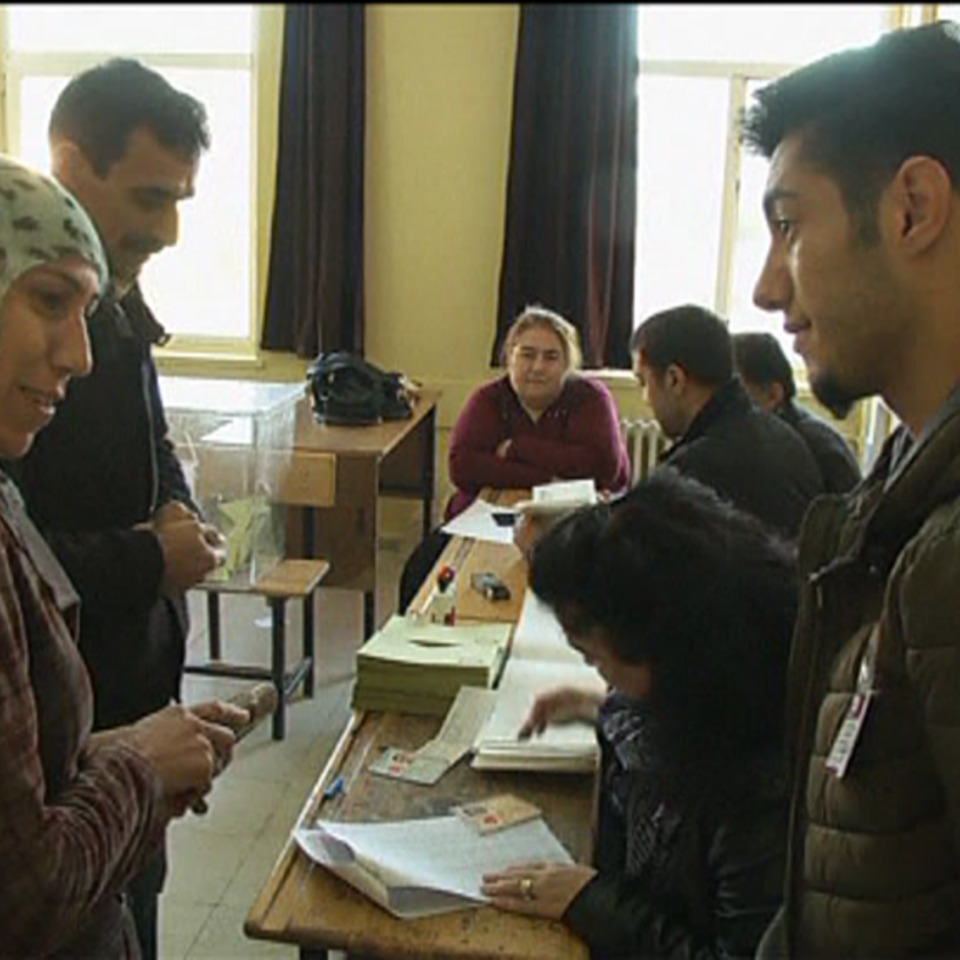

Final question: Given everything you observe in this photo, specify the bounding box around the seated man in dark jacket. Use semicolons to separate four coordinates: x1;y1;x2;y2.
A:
630;304;823;538
733;331;861;493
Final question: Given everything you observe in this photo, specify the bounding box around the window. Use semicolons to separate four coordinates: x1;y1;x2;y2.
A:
2;4;264;354
634;4;897;368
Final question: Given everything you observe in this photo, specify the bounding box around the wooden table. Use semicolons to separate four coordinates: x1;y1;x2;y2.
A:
245;491;593;959
288;390;440;638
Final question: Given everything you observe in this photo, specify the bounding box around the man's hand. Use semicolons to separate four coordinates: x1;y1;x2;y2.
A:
481;862;598;920
124;704;237;801
187;700;252;774
152;506;221;593
518;685;603;739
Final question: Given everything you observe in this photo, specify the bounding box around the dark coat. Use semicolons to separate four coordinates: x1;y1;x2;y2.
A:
778;400;861;494
8;286;193;728
564;695;787;959
759;409;960;957
662;379;824;539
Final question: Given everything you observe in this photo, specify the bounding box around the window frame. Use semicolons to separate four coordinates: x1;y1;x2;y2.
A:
0;5;276;363
633;6;908;368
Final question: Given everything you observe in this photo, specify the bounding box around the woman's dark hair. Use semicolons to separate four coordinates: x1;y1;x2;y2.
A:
530;469;797;758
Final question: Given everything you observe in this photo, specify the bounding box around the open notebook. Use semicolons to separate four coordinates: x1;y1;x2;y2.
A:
471;589;607;773
295;814;572;919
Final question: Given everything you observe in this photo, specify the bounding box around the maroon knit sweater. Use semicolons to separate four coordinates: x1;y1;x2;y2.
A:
445;374;630;520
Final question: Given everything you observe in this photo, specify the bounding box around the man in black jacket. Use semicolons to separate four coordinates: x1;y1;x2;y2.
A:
7;59;222;960
630;304;824;539
733;331;861;493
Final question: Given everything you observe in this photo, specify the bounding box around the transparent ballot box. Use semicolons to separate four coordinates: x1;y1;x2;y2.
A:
160;376;307;586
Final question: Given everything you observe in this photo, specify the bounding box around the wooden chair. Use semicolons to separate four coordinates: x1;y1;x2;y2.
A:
186;558;330;740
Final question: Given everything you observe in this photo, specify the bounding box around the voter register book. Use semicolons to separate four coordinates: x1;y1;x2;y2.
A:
471;589;607;773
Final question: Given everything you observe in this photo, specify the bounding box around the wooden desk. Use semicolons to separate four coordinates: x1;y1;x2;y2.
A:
288;390;440;638
245;496;593;959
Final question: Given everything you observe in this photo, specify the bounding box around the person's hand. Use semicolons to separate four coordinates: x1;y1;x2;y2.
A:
496;438;513;459
152;499;195;526
125;703;237;800
187;700;252;774
153;510;221;593
481;862;598;920
512;511;555;560
518;686;603;739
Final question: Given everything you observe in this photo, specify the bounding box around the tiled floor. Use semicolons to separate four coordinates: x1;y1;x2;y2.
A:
159;503;422;959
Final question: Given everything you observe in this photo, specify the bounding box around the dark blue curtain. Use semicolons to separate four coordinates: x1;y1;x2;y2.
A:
261;4;365;358
493;5;638;369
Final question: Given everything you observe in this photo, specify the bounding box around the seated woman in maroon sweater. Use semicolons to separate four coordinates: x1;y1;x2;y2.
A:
399;306;629;610
446;307;630;520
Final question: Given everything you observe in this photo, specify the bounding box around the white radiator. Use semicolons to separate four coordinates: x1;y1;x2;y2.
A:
621;418;666;485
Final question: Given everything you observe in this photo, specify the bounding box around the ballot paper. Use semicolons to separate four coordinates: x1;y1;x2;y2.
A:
295;813;572;919
370;686;497;785
352;616;510;716
441;497;518;545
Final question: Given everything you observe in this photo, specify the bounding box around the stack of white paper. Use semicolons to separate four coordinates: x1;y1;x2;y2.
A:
471;590;606;772
514;478;598;517
295;813;572;918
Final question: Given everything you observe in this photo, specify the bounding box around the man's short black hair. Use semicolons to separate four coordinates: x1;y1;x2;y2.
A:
50;58;211;176
732;332;796;401
629;304;732;387
740;21;960;242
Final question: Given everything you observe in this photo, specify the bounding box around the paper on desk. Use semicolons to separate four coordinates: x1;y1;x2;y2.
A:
295;814;572;919
514;479;598;517
417;686;497;766
371;687;497;785
441;497;517;544
472;590;606;773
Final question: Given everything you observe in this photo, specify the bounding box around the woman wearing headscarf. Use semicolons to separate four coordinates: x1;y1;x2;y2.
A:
482;470;794;959
0;156;245;958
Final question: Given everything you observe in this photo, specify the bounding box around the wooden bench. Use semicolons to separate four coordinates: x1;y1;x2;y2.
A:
186;558;331;740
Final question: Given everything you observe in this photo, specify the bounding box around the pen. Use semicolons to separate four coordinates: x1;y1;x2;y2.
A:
323;775;345;800
436;565;455;593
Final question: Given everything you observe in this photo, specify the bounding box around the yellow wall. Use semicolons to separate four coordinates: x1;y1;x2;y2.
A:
159;3;866;514
364;5;519;410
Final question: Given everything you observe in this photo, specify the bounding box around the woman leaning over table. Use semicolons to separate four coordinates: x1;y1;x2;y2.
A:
0;156;247;959
482;469;794;959
399;305;629;611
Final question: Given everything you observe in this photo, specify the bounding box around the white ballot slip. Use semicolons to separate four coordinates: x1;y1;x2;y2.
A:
441;497;518;544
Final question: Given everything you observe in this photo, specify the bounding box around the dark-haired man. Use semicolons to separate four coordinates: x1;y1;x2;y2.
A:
744;21;960;957
629;304;823;539
732;331;861;493
7;59;221;960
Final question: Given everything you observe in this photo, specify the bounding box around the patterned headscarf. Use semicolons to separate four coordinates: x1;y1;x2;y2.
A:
0;154;106;308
